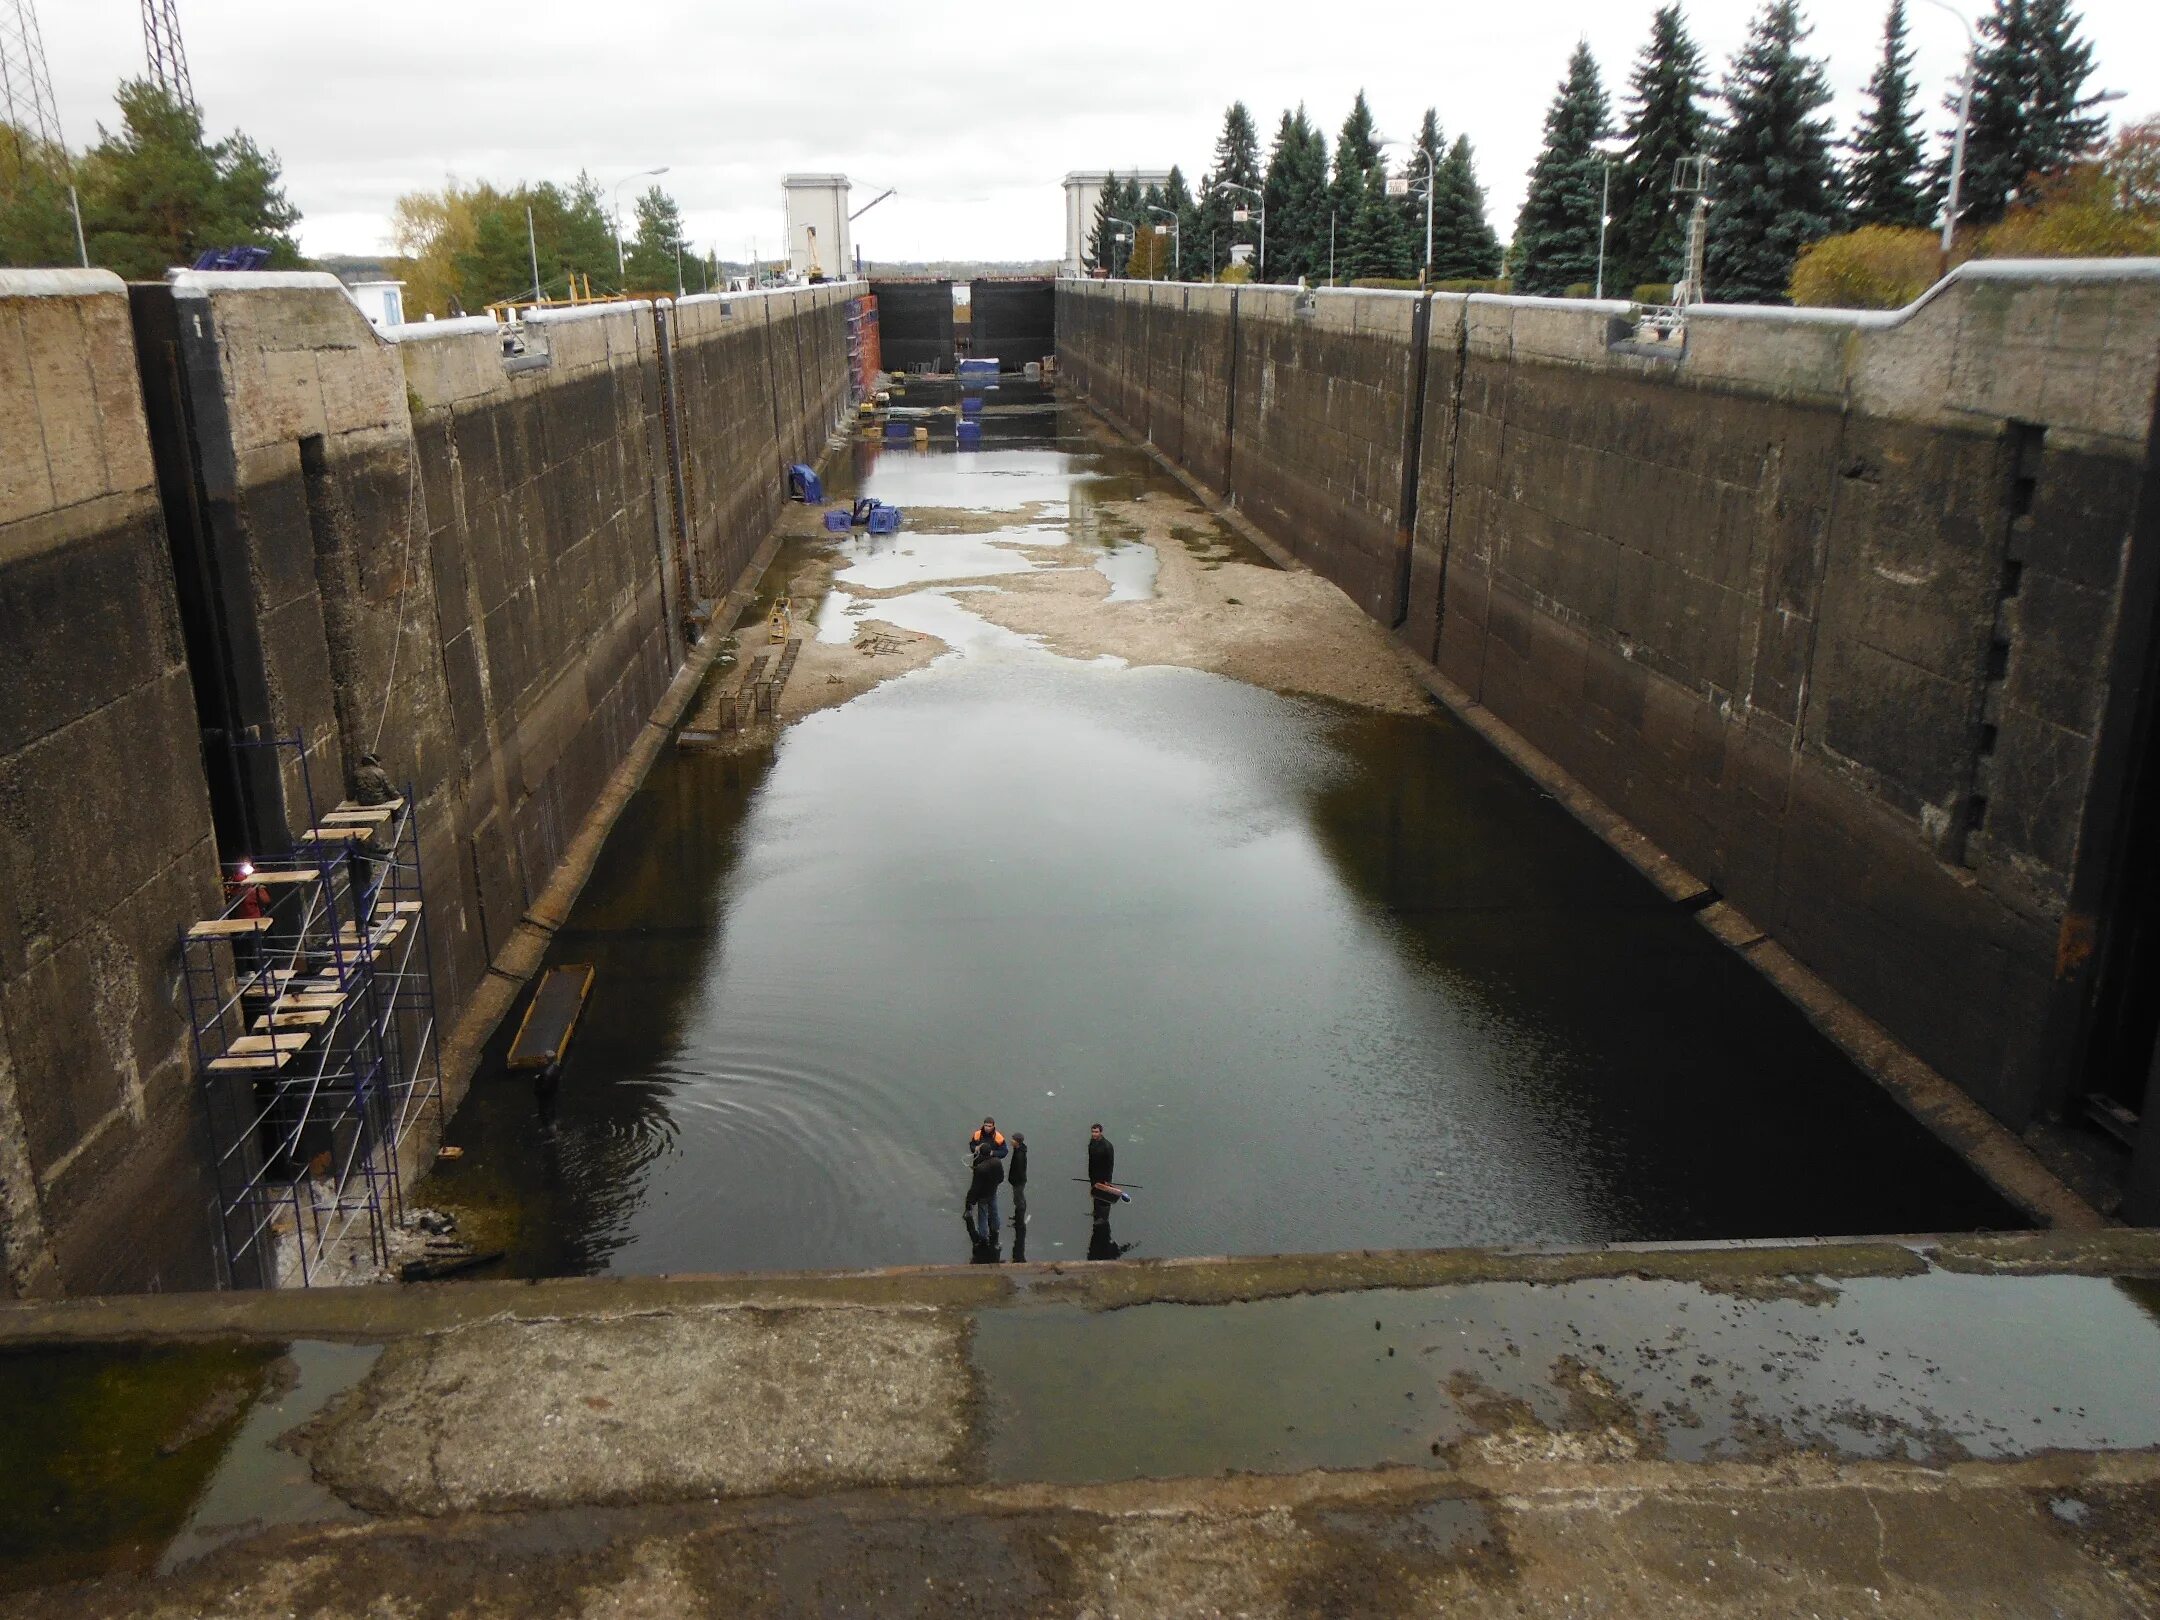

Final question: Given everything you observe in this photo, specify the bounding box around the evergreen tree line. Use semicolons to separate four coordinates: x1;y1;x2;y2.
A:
1512;0;2118;304
1086;91;1504;285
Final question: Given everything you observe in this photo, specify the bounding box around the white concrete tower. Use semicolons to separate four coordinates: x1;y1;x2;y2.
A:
784;175;852;281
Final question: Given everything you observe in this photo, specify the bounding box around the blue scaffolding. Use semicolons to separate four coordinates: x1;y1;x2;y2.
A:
179;736;446;1287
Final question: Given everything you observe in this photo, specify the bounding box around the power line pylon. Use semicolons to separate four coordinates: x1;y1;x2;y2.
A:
1;0;68;162
141;0;195;112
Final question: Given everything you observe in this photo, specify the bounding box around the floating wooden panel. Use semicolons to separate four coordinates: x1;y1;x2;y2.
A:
506;964;597;1072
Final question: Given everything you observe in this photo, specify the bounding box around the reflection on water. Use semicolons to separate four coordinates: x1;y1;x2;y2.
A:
435;409;2026;1278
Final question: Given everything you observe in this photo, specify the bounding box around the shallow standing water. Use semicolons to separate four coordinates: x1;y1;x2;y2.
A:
436;393;2024;1275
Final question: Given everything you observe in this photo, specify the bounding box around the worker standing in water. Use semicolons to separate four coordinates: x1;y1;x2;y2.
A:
1087;1123;1113;1191
1087;1123;1123;1219
964;1139;1005;1247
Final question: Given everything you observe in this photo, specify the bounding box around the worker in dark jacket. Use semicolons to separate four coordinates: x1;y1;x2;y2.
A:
351;752;397;806
1089;1122;1123;1219
964;1140;1005;1245
1008;1132;1029;1222
1087;1123;1113;1185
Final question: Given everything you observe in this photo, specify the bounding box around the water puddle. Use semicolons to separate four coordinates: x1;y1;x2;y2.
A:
0;1337;375;1592
971;1271;2160;1484
159;1340;378;1572
1093;539;1160;601
833;525;1066;591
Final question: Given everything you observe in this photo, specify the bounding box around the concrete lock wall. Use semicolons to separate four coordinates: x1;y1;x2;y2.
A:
1058;265;2160;1144
0;271;225;1297
0;272;855;1297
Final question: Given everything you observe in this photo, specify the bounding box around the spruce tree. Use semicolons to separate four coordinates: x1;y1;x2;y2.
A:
1707;0;1840;303
1344;166;1404;280
1200;103;1263;274
1513;43;1612;295
1331;90;1382;242
1947;0;2108;224
1085;170;1119;271
1430;136;1504;280
1264;108;1333;283
1846;0;1930;227
1610;5;1711;291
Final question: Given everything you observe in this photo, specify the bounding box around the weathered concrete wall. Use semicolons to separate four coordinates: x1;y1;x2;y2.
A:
165;273;853;1022
0;272;223;1298
1059;266;2160;1142
0;274;853;1296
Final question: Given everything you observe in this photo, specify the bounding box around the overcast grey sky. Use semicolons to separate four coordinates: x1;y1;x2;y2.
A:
35;0;2160;264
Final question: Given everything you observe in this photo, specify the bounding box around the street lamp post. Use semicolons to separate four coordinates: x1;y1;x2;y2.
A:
1916;0;1977;259
612;165;671;281
1379;138;1439;284
1213;181;1265;279
1592;138;1628;301
1104;216;1137;277
1144;204;1180;280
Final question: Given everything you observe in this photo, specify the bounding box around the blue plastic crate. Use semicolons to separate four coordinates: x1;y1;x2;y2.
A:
865;504;903;535
823;509;852;532
786;463;823;502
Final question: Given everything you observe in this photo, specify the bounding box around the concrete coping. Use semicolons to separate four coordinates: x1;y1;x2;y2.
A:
1066;256;2160;333
0;267;127;298
521;299;653;328
165;269;352;295
379;315;500;343
3;1230;2155;1346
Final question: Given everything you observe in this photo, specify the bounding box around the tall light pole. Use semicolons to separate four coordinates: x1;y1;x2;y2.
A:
1213;181;1264;279
612;165;670;280
1916;0;1977;259
1592;137;1628;300
1379;137;1439;284
1104;216;1136;277
1144;203;1180;280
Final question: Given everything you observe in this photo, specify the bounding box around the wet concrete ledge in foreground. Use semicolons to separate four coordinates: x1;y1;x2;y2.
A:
3;1232;2159;1614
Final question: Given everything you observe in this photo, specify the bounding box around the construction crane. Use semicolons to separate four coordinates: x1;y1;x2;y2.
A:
1;0;87;265
141;0;195;111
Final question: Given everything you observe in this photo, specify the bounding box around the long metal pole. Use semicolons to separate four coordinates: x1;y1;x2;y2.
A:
1917;0;1977;258
526;205;541;301
68;183;88;268
1329;211;1336;286
1942;53;1975;256
1424;148;1435;283
1596;159;1610;300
